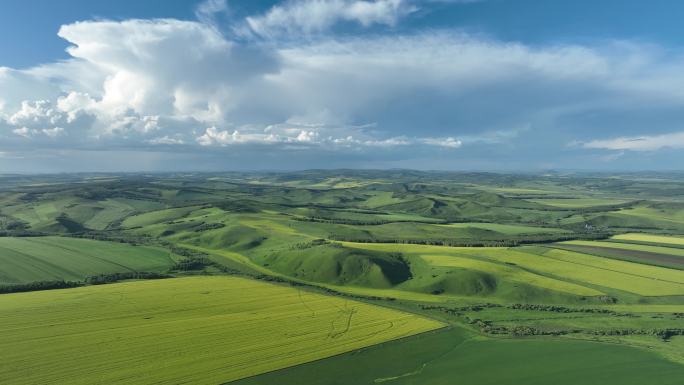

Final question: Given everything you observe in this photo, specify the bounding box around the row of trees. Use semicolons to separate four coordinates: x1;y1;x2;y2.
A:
422;304;681;341
465;318;572;336
293;216;441;226
85;272;170;285
0;272;171;294
327;232;612;247
506;303;625;315
419;303;502;315
420;302;627;317
590;328;684;341
0;280;82;294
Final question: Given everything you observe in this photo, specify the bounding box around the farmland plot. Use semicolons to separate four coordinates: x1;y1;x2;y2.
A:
0;276;444;385
0;237;174;284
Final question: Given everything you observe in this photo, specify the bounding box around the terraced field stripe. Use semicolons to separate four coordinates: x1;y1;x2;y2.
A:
552;243;684;270
536;248;684;296
611;233;684;247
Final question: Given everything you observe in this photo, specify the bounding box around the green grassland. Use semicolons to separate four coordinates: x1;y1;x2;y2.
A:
618;205;684;225
2;171;684;384
559;202;684;232
0;276;443;385
0;236;175;284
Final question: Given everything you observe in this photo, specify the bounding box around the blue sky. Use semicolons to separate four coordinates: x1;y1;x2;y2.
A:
1;0;683;172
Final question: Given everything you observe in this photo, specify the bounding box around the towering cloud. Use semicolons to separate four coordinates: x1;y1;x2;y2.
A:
1;0;684;171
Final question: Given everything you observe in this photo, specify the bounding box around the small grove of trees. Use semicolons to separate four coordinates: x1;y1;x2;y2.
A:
172;256;214;271
288;239;330;250
166;245;243;274
168;246;214;271
193;222;225;232
0;215;41;237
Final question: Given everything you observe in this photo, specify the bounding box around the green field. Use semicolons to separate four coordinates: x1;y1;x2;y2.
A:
562;240;684;257
612;233;684;246
555;240;684;269
0;237;175;284
235;328;684;385
537;247;684;296
0;276;443;385
421;253;603;296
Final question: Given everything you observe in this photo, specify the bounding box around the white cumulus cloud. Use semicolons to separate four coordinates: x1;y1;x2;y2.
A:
245;0;416;37
582;131;684;151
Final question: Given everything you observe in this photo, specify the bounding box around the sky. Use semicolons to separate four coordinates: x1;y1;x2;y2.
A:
1;0;684;172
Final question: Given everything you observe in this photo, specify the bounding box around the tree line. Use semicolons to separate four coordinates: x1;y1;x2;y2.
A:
0;280;82;294
0;271;171;294
327;232;611;247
